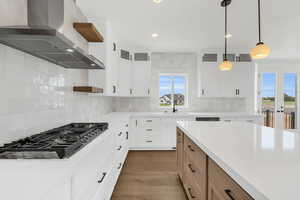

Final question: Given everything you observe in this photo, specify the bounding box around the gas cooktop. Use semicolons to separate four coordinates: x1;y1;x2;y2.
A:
0;123;109;159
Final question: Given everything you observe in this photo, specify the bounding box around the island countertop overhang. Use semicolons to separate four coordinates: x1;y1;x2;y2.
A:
177;121;300;200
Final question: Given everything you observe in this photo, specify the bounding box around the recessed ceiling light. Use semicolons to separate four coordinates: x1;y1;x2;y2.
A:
66;48;74;53
152;33;159;38
225;33;232;39
153;0;163;4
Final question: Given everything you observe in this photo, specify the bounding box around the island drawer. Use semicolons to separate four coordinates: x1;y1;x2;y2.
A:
184;135;207;170
208;158;254;200
183;170;203;200
183;151;207;200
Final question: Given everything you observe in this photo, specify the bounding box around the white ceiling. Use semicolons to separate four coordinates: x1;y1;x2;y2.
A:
78;0;300;60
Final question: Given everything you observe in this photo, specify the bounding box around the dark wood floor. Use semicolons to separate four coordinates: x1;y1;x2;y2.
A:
111;151;187;200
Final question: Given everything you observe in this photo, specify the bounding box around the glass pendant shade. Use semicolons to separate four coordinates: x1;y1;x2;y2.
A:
219;60;233;71
250;42;270;59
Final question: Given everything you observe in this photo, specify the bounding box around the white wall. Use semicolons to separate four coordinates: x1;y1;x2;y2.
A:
0;44;113;145
114;52;248;112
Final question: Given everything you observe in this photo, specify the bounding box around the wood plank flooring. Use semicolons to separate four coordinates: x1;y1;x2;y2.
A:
111;151;187;200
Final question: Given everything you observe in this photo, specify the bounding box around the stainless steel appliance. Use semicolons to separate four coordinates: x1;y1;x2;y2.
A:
0;123;108;159
0;0;105;69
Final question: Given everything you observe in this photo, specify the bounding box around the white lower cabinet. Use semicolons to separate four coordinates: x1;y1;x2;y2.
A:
72;133;115;200
130;117;194;150
70;120;129;200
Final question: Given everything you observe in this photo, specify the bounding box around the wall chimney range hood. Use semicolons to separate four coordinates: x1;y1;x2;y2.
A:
0;0;105;70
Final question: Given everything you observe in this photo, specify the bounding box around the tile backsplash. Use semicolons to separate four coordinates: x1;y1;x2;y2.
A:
0;44;113;145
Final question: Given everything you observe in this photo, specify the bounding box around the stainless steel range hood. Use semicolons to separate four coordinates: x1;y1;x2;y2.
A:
0;0;105;69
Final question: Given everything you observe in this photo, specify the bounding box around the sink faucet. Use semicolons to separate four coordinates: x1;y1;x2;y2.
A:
172;97;178;113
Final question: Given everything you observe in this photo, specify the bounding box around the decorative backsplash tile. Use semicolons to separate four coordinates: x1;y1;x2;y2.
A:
0;44;113;145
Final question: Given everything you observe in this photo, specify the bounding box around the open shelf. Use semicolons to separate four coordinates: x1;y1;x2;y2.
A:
73;86;104;93
73;23;104;42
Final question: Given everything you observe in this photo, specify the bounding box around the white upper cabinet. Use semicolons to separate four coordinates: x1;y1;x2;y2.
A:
131;52;151;97
118;49;132;96
88;21;119;96
198;58;255;98
88;20;152;97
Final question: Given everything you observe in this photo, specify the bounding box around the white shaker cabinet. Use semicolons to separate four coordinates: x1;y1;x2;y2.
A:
130;116;194;150
199;62;255;98
118;49;132;97
131;52;151;97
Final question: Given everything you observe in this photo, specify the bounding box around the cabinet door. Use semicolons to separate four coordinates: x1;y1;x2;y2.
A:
118;49;132;96
131;56;151;97
106;39;119;96
199;63;222;97
162;118;177;148
234;63;254;98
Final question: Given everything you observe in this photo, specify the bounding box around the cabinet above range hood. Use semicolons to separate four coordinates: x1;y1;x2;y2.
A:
0;0;105;69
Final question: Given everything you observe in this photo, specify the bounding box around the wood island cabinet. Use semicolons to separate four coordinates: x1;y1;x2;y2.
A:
177;128;254;200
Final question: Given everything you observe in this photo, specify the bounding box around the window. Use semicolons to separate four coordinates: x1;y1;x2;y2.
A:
159;74;188;108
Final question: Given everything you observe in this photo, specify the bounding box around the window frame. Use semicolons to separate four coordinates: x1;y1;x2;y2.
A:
158;73;189;109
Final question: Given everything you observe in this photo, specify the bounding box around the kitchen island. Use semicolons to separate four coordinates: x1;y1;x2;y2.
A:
177;121;300;200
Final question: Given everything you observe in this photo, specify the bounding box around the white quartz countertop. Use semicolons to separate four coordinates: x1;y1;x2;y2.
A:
177;121;300;200
108;112;262;118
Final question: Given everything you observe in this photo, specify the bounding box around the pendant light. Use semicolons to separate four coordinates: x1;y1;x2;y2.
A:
250;0;270;59
219;0;233;71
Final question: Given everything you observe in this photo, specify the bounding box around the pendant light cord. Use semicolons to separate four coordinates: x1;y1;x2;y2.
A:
258;0;262;43
224;0;228;60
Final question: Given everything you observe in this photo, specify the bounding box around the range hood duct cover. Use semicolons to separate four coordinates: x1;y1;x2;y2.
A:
28;0;64;29
0;0;105;70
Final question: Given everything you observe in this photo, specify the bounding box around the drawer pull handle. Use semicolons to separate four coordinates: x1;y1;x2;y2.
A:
98;172;107;183
146;120;153;122
188;145;195;152
118;163;122;169
224;189;235;200
188;188;196;199
118;132;122;136
188;164;196;173
146;129;153;131
117;145;122;150
126;131;129;140
146;140;153;143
